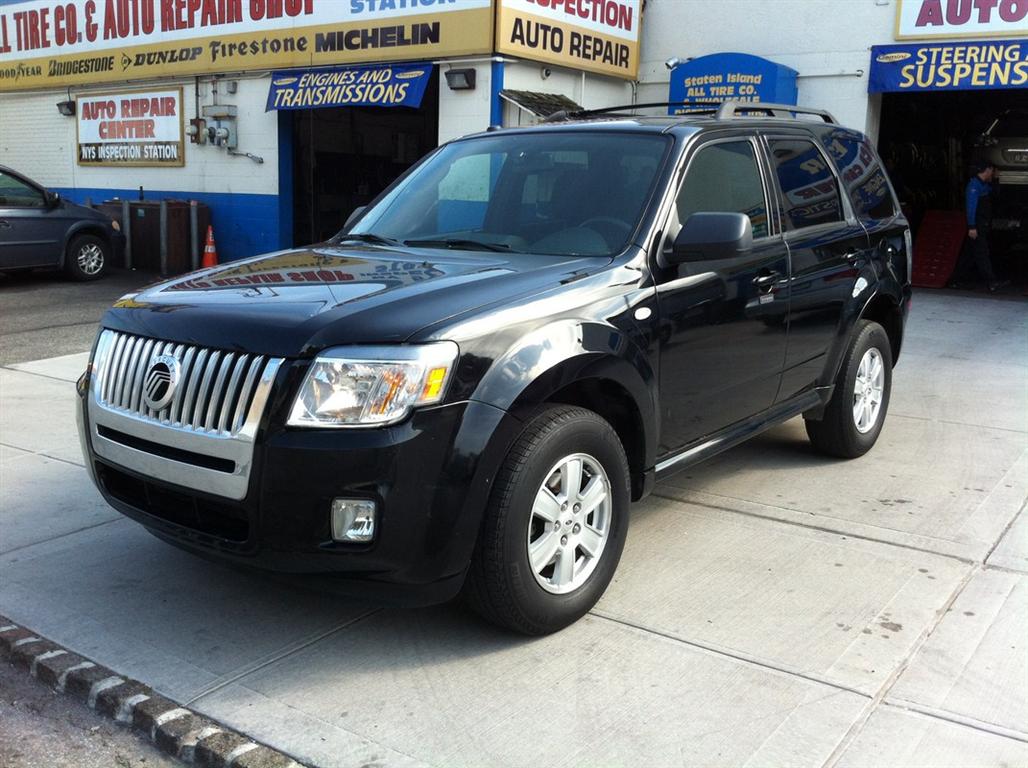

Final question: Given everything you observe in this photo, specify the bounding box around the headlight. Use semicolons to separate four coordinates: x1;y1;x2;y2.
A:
287;343;459;428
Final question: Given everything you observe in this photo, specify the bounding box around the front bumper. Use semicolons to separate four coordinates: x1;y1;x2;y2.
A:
77;362;522;605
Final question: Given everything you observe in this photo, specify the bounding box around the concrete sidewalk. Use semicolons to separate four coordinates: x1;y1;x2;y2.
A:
1;291;1025;767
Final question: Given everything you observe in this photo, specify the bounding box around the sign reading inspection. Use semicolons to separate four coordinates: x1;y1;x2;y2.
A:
77;87;184;166
266;64;432;110
0;0;492;92
869;39;1028;92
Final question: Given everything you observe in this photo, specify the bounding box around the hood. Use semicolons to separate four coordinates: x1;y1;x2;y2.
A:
102;244;596;357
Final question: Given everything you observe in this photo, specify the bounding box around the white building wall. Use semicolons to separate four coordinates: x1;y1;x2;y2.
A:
438;62;494;144
0;77;279;196
637;0;897;136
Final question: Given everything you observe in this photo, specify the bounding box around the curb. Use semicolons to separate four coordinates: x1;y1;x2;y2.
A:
0;616;308;768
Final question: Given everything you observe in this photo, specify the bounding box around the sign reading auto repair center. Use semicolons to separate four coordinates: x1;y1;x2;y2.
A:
895;0;1028;40
0;0;492;92
77;87;185;166
495;0;641;79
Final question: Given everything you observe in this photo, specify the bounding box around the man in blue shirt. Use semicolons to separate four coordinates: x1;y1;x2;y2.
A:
960;161;1007;292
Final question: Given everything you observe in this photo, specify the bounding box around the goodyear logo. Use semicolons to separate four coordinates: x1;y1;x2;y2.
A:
876;52;912;63
266;64;433;111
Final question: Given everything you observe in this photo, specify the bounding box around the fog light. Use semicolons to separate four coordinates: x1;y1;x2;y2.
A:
331;498;377;543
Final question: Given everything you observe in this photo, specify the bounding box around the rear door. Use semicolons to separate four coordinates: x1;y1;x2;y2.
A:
655;135;789;455
763;134;869;402
0;169;62;269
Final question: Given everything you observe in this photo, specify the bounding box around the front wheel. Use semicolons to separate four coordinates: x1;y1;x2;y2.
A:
464;405;630;635
805;319;893;458
65;234;109;281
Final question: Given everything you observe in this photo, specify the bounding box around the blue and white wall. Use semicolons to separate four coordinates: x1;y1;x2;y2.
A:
0;75;283;263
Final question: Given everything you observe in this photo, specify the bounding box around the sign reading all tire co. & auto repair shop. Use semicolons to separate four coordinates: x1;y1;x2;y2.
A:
0;0;492;92
495;0;641;79
77;88;184;166
895;0;1028;39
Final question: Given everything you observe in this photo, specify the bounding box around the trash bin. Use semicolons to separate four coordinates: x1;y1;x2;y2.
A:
97;199;211;275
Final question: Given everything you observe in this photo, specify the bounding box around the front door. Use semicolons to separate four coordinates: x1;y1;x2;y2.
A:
0;169;62;269
655;137;789;455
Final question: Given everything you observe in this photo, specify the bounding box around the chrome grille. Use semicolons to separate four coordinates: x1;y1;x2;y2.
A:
95;330;272;436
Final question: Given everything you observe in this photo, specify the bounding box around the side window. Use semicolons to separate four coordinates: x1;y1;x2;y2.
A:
823;131;896;220
0;171;45;207
769;139;844;230
676;141;769;238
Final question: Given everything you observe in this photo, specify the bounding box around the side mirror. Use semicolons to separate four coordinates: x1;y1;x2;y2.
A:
669;212;753;264
344;205;366;230
45;191;61;208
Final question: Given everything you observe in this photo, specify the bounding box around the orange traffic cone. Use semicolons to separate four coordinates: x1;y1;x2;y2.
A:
202;225;218;268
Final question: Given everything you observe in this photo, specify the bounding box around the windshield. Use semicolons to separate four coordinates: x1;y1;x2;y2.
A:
345;132;671;257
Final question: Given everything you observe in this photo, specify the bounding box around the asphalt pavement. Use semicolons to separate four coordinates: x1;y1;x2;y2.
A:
0;286;1025;768
0;269;160;366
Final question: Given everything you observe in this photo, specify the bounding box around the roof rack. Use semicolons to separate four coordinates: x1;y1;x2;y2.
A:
715;101;838;124
541;100;838;126
542;101;722;122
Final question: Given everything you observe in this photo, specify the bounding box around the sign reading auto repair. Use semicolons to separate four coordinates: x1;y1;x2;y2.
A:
0;0;492;92
496;0;641;79
896;0;1028;39
77;87;184;166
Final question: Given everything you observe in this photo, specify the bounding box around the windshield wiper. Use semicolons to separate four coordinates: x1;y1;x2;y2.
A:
404;238;511;253
335;232;402;247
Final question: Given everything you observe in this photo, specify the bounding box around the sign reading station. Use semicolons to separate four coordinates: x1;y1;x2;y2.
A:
266;63;432;110
77;87;184;166
667;52;798;115
895;0;1028;40
495;0;641;80
869;39;1028;92
0;0;492;92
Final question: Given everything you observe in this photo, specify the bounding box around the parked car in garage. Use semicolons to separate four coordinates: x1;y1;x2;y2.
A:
0;165;122;280
976;109;1028;186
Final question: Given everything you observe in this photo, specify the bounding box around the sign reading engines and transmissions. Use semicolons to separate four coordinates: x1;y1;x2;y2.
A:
77;87;184;166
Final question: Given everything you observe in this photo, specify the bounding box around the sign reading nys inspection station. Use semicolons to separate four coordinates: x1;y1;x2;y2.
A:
77;87;184;166
0;0;492;92
496;0;641;79
896;0;1028;39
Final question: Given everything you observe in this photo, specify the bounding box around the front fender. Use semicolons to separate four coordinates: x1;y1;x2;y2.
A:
469;318;658;473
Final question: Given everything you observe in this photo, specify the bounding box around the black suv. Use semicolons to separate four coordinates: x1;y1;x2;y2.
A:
0;165;121;280
77;102;911;635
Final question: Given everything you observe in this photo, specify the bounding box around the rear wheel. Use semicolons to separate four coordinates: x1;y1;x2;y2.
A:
805;319;892;458
464;405;630;635
65;234;109;281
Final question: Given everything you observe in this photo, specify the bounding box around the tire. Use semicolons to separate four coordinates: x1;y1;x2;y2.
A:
464;405;630;635
65;234;109;281
805;320;893;459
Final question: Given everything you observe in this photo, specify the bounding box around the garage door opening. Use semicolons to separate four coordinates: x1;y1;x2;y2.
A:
291;74;439;246
878;89;1028;292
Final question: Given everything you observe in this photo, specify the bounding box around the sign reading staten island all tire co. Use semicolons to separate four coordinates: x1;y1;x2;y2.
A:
496;0;640;79
896;0;1028;39
0;0;493;92
77;87;184;166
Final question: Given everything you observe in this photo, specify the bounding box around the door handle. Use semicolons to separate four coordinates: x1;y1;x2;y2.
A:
844;251;861;263
752;271;780;289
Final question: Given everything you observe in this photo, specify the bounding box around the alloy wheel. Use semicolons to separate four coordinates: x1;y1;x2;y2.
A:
852;347;884;434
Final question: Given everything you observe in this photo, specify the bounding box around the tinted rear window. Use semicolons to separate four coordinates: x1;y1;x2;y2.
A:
823;130;896;221
769;139;844;230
